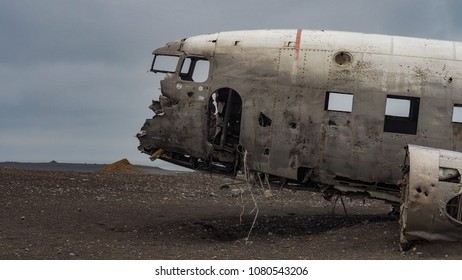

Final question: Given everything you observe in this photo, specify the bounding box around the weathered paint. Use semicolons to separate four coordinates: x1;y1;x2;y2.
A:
400;145;462;246
137;29;462;204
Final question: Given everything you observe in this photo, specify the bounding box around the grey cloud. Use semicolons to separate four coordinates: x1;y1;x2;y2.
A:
1;0;461;165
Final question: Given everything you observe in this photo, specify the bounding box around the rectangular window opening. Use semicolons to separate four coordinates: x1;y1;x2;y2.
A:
452;105;462;123
151;55;180;73
383;95;420;135
385;98;411;117
325;92;353;113
180;57;210;83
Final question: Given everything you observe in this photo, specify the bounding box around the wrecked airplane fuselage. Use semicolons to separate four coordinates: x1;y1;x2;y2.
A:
137;29;462;243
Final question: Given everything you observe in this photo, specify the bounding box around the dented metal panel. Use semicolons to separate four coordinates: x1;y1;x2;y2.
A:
400;145;462;245
137;29;462;208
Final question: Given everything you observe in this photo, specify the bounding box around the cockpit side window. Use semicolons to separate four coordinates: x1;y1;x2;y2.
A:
180;57;210;83
151;55;180;73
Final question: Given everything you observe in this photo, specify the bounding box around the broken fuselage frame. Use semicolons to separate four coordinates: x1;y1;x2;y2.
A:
401;145;462;245
138;29;462;206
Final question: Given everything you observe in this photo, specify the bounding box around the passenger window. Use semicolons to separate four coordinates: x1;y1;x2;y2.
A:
324;92;353;112
180;57;210;83
452;105;462;123
151;55;179;73
383;95;420;135
385;98;410;117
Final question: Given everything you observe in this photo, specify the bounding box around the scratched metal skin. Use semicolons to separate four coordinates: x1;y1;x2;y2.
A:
400;145;462;245
137;29;462;203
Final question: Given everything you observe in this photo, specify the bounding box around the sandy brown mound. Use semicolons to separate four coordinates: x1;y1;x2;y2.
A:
98;158;143;173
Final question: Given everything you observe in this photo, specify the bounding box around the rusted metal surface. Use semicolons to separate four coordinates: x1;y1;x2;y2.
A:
137;29;462;205
400;145;462;246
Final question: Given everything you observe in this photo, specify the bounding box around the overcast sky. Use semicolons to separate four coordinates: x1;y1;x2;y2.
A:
1;0;461;167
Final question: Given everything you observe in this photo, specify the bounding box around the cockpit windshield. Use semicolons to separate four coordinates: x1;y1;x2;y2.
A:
151;55;179;73
151;54;210;83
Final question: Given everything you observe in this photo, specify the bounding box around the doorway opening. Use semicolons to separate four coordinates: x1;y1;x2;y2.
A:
208;88;242;153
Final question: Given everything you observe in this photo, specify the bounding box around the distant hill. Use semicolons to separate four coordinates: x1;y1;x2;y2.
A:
0;161;176;174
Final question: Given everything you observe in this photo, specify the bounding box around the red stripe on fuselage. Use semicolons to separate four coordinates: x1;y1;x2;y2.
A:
294;28;302;61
